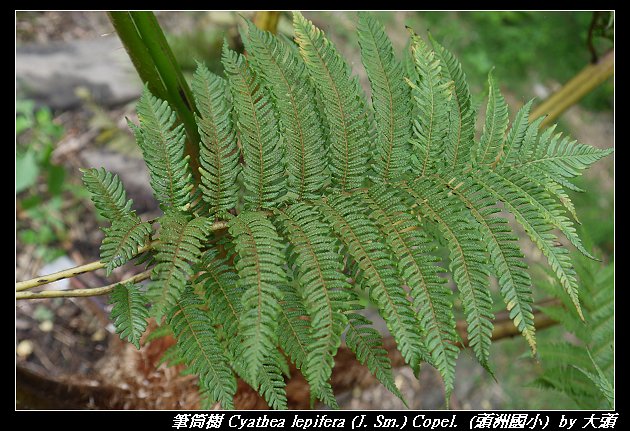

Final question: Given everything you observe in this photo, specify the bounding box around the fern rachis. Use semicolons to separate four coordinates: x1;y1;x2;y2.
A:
76;12;612;409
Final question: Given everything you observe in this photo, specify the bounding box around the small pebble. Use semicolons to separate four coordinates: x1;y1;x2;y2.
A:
39;320;54;332
17;340;34;358
92;328;107;342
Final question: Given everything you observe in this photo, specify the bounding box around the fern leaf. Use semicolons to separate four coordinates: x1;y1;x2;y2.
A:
191;63;241;216
357;12;412;181
475;70;509;166
148;211;211;320
109;282;149;349
473;168;583;319
345;312;404;402
497;99;533;168
134;87;193;209
196;249;242;342
293;12;371;191
244;21;329;200
515;134;613;181
358;184;460;393
433;173;536;353
168;288;236;409
404;178;494;367
197;249;292;409
100;218;152;275
229;211;286;385
273;203;352;407
276;280;313;372
429;35;475;167
81;167;134;222
257;361;289;410
317;194;425;374
407;33;452;176
222;43;286;210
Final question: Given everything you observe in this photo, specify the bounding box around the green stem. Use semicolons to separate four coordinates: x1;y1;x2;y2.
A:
107;11;201;180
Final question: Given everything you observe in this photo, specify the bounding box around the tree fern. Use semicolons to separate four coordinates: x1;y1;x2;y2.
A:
345;312;404;402
76;11;613;409
81;167;135;221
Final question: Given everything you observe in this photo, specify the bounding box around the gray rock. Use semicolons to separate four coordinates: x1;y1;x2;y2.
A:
17;36;142;110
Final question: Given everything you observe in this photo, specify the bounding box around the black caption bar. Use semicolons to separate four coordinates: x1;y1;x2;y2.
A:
14;410;621;430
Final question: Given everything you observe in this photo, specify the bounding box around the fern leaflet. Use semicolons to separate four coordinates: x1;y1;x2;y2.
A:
148;211;211;320
134;87;193;209
168;287;236;409
357;12;412;181
109;282;149;349
222;43;286;210
244;21;329;201
192;63;241;216
293;12;371;191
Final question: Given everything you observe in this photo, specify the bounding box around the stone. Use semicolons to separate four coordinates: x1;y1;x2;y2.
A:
16;36;141;110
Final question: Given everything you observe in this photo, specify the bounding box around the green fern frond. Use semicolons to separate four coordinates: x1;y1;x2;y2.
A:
273;203;351;407
100;219;152;275
318;194;426;375
497;99;533;168
407;32;452;176
357;184;459;393
81;167;134;221
404;178;494;368
229;211;286;385
357;12;412;181
148;211;211;320
293;12;371;191
244;21;329;201
345;312;404;403
109;282;149;349
574;350;613;408
191;63;241;216
80;13;613;410
475;70;509;166
221;42;287;210
168;287;236;409
535;254;613;408
81;167;151;274
474;167;582;318
432;173;536;353
256;361;289;410
428;35;475;167
276;280;313;372
134;87;193;209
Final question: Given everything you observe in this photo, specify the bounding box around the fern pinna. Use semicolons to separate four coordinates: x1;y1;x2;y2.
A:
81;12;613;409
